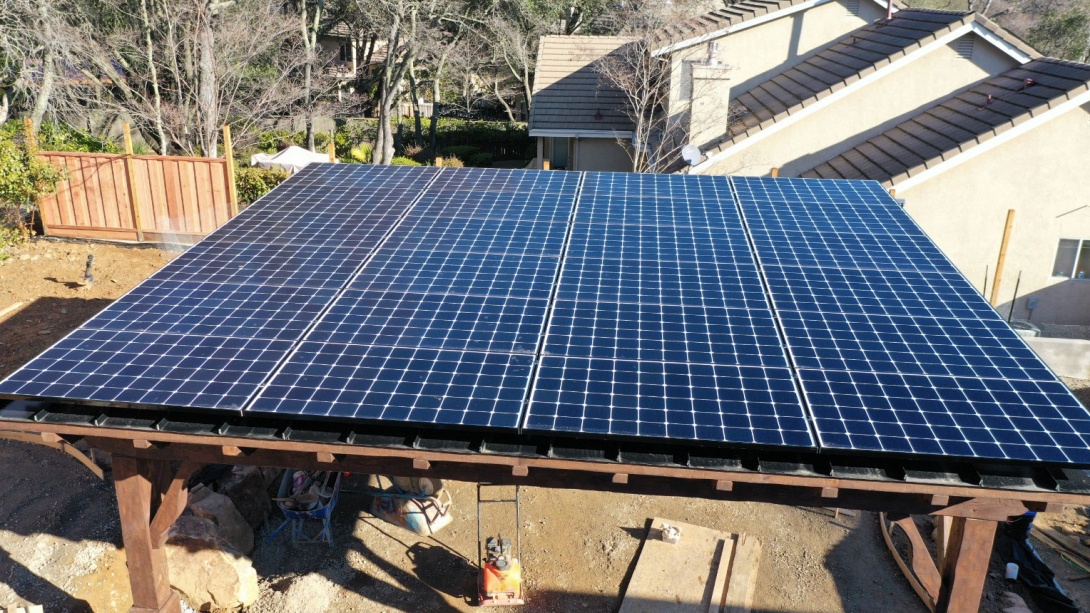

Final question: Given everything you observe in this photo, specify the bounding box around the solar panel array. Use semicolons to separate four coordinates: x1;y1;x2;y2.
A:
2;165;1089;465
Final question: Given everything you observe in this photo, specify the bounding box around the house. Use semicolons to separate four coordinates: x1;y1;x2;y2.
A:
530;0;893;171
530;35;635;171
690;9;1037;175
801;58;1090;325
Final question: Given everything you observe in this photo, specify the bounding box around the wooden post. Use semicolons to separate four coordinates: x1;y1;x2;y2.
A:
989;209;1015;306
122;123;146;242
936;517;996;613
113;456;182;613
770;167;779;178
23;117;37;150
222;125;239;217
542;160;551;171
327;140;336;163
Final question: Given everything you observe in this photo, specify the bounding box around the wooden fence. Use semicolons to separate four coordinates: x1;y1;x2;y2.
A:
33;124;239;244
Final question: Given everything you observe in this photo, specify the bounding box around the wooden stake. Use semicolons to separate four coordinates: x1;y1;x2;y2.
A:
23;117;37;150
122;122;146;242
222;125;239;217
989;209;1015;307
328;140;336;163
542;160;551;171
770;167;779;178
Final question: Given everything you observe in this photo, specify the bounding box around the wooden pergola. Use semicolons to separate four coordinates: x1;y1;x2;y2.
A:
3;403;1088;613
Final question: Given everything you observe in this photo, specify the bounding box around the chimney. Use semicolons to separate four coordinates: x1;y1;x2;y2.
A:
688;42;732;149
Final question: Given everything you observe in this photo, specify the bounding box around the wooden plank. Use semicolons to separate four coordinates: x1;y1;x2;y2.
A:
45;226;140;241
620;518;754;613
177;160;200;234
67;156;90;228
707;538;736;613
96;156;122;228
989;209;1016;306
894;516;941;604
722;534;761;613
222;125;238;216
936;518;996;613
162;159;182;234
194;162;216;232
209;162;229;226
122;123;146;241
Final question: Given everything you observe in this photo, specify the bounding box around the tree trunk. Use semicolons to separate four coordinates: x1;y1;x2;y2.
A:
408;61;422;147
197;3;218;157
31;0;56;132
430;78;440;163
0;89;10;125
140;0;169;155
301;0;323;152
492;79;516;122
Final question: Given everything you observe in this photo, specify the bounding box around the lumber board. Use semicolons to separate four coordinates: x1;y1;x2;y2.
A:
722;534;762;613
620;518;759;613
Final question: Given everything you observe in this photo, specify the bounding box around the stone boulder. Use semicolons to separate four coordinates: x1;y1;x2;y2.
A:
215;465;273;531
165;516;259;612
187;486;254;555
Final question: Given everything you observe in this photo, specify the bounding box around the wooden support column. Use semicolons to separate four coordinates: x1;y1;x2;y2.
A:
222;125;239;217
935;517;996;613
113;455;195;613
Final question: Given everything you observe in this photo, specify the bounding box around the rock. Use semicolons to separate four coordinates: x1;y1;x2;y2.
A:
18;254;30;260
188;490;254;555
165;516;259;612
215;466;272;531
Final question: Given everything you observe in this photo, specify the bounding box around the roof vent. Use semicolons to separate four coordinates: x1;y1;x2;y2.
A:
955;37;974;60
846;0;861;15
706;41;720;66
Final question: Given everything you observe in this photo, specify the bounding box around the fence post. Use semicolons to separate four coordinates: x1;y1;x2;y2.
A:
122;123;146;242
222;125;239;217
328;140;336;163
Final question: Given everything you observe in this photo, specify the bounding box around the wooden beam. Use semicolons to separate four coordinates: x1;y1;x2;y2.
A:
1024;501;1064;514
931;498;1027;521
327;140;336;163
148;462;201;547
612;473;629;485
770;167;779;178
894;516;942;604
931;494;950;507
0;431;103;480
316;452;336;463
715;480;734;492
989;209;1015;306
133;439;154;449
40;432;63;444
511;465;529;477
113;456;182;613
412;458;430;470
221;445;244;457
821;486;839;499
936;517;996;613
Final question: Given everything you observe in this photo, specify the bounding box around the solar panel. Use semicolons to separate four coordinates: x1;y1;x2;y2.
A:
523;173;812;447
246;168;579;428
2;165;1088;467
734;176;1090;464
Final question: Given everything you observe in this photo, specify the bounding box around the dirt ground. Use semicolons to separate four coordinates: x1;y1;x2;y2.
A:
0;237;1089;613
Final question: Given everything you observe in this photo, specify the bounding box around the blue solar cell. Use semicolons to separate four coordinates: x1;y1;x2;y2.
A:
0;329;292;410
545;301;788;367
157;241;371;289
526;356;811;446
348;249;559;299
565;223;755;266
383;216;568;257
761;265;1002;320
576;173;741;228
308;290;547;354
81;279;337;340
748;229;960;273
249;343;534;428
799;368;1090;463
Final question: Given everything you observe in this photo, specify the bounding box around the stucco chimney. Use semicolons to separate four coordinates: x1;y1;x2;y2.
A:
688;50;732;149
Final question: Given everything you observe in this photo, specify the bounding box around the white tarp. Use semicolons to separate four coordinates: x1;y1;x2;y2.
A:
249;145;333;174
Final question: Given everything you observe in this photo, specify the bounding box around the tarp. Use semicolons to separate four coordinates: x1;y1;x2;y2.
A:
249;146;333;174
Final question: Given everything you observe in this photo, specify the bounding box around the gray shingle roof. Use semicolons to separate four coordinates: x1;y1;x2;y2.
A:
530;35;636;134
702;10;1038;156
801;58;1090;184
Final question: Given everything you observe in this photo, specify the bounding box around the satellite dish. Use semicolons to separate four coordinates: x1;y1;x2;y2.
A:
681;144;702;166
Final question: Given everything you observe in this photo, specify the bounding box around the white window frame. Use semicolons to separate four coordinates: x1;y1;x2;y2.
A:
1052;238;1090;280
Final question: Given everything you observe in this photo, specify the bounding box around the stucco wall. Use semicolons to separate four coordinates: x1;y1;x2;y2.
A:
667;0;884;125
703;34;1018;176
897;104;1090;326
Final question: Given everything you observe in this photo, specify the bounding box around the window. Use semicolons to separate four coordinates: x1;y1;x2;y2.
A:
1052;239;1090;279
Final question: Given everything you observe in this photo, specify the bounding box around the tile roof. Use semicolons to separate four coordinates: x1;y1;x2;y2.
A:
530;35;636;134
801;58;1090;184
703;9;978;155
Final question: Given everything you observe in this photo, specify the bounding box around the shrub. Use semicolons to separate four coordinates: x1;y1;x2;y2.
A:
0;132;67;255
435;156;464;168
349;143;373;163
1;120;120;153
440;145;481;159
402;144;426;163
468;152;495;167
390;157;422;166
235;165;290;206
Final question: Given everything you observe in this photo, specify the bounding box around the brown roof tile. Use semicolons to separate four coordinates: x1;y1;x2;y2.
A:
801;58;1090;183
530;35;636;134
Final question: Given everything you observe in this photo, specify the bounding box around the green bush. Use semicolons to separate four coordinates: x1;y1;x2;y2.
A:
440;145;481;159
1;120;120;153
468;152;495;167
350;143;373;163
0;131;67;255
436;156;464;168
235;165;290;206
390;157;422;166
